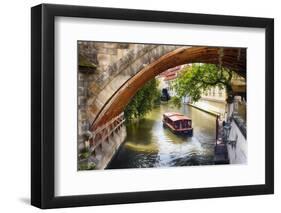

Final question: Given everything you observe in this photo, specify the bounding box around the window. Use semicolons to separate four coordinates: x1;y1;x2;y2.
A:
218;89;222;97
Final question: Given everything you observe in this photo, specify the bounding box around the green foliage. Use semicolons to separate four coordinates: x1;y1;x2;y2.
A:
124;79;161;121
170;96;182;108
173;64;233;102
78;147;91;160
78;147;96;170
79;54;97;69
78;162;96;170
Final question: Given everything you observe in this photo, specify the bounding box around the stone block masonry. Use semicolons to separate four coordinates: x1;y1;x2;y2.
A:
77;42;135;152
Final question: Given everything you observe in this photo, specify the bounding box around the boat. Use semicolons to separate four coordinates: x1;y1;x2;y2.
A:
162;112;193;136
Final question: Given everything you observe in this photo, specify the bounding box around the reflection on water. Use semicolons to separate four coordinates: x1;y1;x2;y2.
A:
107;104;216;169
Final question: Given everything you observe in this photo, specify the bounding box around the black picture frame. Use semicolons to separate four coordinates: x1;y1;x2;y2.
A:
31;3;274;209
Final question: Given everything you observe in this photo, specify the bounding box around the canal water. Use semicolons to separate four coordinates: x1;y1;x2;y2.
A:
107;104;216;169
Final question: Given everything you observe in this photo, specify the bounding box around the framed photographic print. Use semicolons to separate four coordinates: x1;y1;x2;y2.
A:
31;3;274;209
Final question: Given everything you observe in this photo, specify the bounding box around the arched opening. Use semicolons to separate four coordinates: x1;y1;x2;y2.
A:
91;46;246;129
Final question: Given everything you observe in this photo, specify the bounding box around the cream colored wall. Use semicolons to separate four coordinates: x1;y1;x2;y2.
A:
201;86;226;103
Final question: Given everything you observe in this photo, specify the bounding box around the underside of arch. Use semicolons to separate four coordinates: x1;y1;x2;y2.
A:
91;46;246;129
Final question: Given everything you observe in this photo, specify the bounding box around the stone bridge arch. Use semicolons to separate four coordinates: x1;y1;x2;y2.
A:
87;44;182;123
87;46;246;130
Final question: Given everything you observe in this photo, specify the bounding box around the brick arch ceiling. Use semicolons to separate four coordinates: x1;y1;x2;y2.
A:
91;46;246;129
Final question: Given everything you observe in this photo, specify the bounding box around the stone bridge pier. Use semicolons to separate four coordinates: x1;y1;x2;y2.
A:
78;42;135;152
78;42;145;169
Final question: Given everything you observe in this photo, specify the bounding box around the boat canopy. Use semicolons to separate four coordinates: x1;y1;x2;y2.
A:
163;112;191;121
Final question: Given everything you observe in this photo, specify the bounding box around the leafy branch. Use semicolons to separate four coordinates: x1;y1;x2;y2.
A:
173;64;233;103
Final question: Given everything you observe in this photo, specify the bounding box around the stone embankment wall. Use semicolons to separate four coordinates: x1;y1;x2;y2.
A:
226;116;247;164
94;125;127;169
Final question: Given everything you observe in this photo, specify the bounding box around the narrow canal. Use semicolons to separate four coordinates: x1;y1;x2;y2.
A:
107;104;216;169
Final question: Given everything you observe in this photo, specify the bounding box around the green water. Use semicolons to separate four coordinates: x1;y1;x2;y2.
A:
107;104;216;169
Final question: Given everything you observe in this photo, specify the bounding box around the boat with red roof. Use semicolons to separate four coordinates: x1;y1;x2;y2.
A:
163;112;193;136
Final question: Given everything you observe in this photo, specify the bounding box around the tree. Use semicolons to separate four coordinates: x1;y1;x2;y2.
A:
124;79;161;121
173;64;234;118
